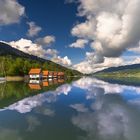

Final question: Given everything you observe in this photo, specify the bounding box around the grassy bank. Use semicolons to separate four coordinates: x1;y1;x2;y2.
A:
6;76;25;81
5;75;81;82
94;69;140;78
93;69;140;86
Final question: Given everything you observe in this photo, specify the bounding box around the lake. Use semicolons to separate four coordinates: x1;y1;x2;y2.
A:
0;77;140;140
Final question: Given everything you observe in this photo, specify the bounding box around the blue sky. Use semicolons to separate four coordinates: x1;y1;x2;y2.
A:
0;0;91;64
0;0;140;73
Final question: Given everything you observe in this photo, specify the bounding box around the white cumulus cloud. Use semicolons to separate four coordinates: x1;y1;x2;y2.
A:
69;39;88;48
70;0;140;64
46;48;59;57
36;35;55;46
52;56;72;66
74;52;124;73
9;38;46;58
0;0;25;25
7;38;72;67
27;22;42;37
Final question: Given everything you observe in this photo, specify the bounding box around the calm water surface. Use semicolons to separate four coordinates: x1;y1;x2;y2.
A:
0;77;140;140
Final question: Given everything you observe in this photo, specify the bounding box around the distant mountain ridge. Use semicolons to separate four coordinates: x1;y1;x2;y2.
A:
95;63;140;74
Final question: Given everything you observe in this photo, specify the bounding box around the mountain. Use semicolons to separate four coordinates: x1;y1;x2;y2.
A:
95;63;140;74
93;63;140;78
0;42;81;76
0;42;50;62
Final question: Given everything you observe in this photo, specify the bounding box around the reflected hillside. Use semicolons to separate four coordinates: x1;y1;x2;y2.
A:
73;77;140;101
2;83;72;114
0;77;140;140
0;77;79;109
94;76;140;87
74;77;140;92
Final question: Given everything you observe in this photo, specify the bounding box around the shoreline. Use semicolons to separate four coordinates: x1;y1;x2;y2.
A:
6;76;25;81
5;75;82;82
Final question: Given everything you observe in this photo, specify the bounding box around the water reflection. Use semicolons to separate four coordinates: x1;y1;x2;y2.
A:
29;79;65;90
0;78;67;109
0;82;72;113
71;77;140;140
0;77;140;140
73;77;140;100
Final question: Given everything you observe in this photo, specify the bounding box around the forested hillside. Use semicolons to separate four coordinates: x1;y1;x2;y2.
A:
0;42;81;76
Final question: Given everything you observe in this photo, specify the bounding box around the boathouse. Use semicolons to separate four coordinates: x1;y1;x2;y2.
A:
48;71;53;78
29;68;42;79
43;70;49;78
58;72;64;78
53;72;58;78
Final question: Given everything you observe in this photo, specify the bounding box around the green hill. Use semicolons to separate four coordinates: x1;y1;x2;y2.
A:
0;42;81;77
93;63;140;78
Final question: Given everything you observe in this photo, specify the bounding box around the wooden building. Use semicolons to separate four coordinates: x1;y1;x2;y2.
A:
29;68;42;79
58;72;65;78
53;72;58;78
29;68;65;80
48;71;53;78
43;70;49;78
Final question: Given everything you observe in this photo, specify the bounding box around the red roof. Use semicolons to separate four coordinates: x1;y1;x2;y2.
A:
29;69;42;74
49;71;53;75
43;70;49;76
53;72;58;76
58;72;64;76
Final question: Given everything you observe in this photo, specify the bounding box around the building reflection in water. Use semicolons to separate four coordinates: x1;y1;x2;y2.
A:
28;78;65;90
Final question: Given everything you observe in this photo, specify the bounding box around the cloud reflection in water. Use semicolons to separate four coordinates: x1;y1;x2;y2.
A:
0;83;72;114
70;77;140;140
0;77;140;140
